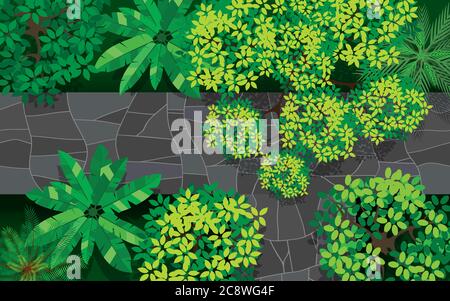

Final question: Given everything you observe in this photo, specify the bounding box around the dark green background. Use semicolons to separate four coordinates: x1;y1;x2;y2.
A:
66;0;450;93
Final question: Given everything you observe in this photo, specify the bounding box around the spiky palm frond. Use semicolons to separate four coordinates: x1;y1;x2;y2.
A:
0;208;83;281
359;5;450;95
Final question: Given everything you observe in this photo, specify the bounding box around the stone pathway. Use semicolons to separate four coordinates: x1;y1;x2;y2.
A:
0;92;449;281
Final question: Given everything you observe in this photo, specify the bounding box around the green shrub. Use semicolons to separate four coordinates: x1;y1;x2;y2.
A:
95;0;200;97
133;184;267;281
312;168;450;281
0;0;109;104
26;145;161;273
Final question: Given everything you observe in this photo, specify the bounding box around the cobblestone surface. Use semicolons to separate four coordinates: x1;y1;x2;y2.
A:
0;92;449;280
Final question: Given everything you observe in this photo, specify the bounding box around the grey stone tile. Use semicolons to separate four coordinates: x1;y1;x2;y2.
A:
409;142;450;166
118;113;151;135
428;93;450;113
0;103;28;130
31;137;86;156
158;178;182;194
271;241;289;260
24;94;69;115
237;173;258;194
148;156;181;164
182;174;209;189
30;155;86;180
207;166;237;191
185;106;209;122
420;111;450;131
255;241;284;278
406;131;450;153
0;95;21;109
139;106;172;139
278;201;306;240
97;108;127;124
252;192;279;240
256;275;282;281
283;270;309;281
313;157;362;176
419;163;450;194
309;266;329;281
68;93;134;119
27;112;83;139
75;120;120;145
128;93;166;114
0;141;30;168
0;167;36;193
181;154;207;175
288;235;317;272
374;140;409;162
353;158;380;176
125;162;182;182
0;130;31;143
167;93;186;111
117;136;174;161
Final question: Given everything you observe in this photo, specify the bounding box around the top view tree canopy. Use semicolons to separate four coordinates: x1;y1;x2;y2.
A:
0;0;110;105
188;0;432;198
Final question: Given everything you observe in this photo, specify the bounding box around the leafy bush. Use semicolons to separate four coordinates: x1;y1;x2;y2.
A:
312;168;450;281
258;152;310;199
26;145;161;273
204;98;264;159
188;0;430;198
0;0;109;104
133;184;267;281
95;0;200;97
0;207;81;281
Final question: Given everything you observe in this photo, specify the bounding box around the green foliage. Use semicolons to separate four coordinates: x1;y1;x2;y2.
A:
187;0;430;199
95;0;200;97
360;4;450;95
132;184;267;281
258;152;310;199
0;0;109;105
0;207;80;281
312;168;450;281
26;145;161;273
204;98;264;159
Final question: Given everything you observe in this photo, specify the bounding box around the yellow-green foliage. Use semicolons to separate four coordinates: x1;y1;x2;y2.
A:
187;0;418;94
353;75;432;144
204;99;264;159
280;90;358;163
133;184;267;281
259;153;310;199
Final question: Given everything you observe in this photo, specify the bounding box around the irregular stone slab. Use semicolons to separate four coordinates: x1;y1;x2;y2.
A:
419;163;450;194
30;155;86;180
75;120;120;145
31;137;86;156
158;178;182;194
255;241;285;278
24;94;69;115
181;154;207;175
207;166;237;191
97;108;127;124
237;173;258;194
374;140;409;162
353;158;380;176
419;111;450;131
256;274;282;281
119;113;152;135
0;95;21;109
184;106;209;122
128;93;166;114
309;266;329;281
0;103;28;130
278;201;306;240
0;141;31;168
406;131;450;153
167;93;186;111
139;106;172;139
68;93;134;120
428;93;450;113
409;142;450;166
117;136;174;161
283;270;309;281
182;174;209;189
0;130;31;143
0;167;36;193
252;186;279;240
27;113;83;139
288;235;318;272
125;162;182;182
313;157;362;176
148;156;181;164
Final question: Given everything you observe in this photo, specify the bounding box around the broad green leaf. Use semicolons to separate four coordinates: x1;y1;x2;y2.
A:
119;43;155;94
26;186;77;212
80;218;98;264
149;44;164;90
26;208;84;247
50;217;86;268
95;227;132;273
95;34;153;72
161;52;200;98
98;215;145;245
58;151;93;201
102;174;161;212
92;158;128;204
